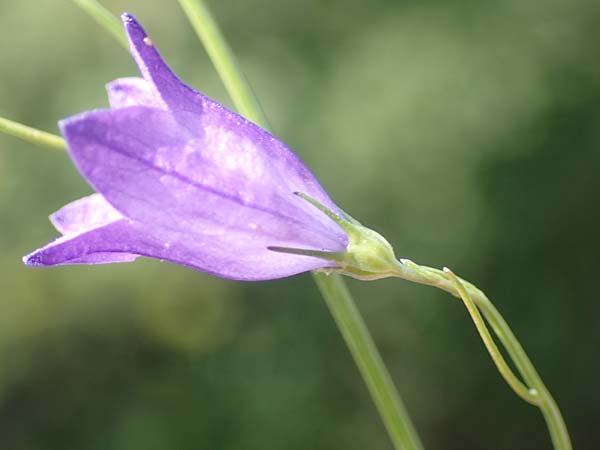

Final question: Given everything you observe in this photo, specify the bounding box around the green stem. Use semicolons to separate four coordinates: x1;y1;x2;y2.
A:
0;117;65;150
475;292;572;450
176;0;270;128
70;0;128;49
443;268;537;405
394;260;573;450
177;1;423;449
314;274;425;450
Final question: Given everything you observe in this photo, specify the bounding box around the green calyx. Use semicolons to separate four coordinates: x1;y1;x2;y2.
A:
269;192;402;281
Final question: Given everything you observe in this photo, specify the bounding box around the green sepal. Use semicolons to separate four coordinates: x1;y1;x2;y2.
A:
270;193;403;281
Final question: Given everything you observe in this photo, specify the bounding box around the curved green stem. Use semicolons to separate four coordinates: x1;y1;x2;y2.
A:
443;268;537;405
393;260;573;450
475;292;572;450
0;117;65;150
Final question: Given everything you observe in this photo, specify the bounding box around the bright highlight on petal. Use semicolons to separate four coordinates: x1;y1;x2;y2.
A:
24;13;350;281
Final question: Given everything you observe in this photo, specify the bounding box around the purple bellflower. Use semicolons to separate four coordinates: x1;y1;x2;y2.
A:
24;14;400;281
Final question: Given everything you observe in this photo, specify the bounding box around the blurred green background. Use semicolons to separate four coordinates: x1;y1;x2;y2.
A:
1;0;598;449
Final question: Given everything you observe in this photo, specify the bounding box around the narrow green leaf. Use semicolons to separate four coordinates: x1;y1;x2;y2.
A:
0;116;65;151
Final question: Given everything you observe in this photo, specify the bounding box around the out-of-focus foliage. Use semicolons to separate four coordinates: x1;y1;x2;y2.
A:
0;0;598;449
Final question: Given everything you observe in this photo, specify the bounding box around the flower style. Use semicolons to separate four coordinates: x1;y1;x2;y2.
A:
24;14;401;281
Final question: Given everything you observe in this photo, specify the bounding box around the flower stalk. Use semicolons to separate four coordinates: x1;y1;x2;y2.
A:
271;192;572;450
443;268;538;405
472;289;573;450
395;261;573;450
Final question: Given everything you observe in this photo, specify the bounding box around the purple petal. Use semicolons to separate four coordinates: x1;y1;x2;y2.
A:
24;218;338;280
106;77;160;109
118;15;341;218
44;193;139;264
25;221;139;266
60;106;347;254
26;14;349;281
121;13;204;118
50;193;123;235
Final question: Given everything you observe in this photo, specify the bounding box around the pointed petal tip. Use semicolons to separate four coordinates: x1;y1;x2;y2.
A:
23;241;140;267
121;13;147;42
58;109;110;143
57;117;71;137
57;114;85;155
58;112;83;137
23;251;44;267
121;12;137;26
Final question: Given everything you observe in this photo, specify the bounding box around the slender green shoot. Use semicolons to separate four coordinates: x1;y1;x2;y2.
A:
474;289;573;450
0;117;65;150
392;261;573;450
443;268;538;405
70;0;128;49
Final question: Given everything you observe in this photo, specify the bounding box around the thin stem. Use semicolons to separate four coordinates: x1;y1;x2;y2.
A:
393;260;573;450
314;274;425;450
70;0;128;49
178;1;423;449
0;117;65;150
176;0;270;128
443;268;538;405
475;293;572;450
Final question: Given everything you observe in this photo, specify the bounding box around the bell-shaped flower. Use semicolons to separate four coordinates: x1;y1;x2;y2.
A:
24;14;403;281
23;14;352;280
